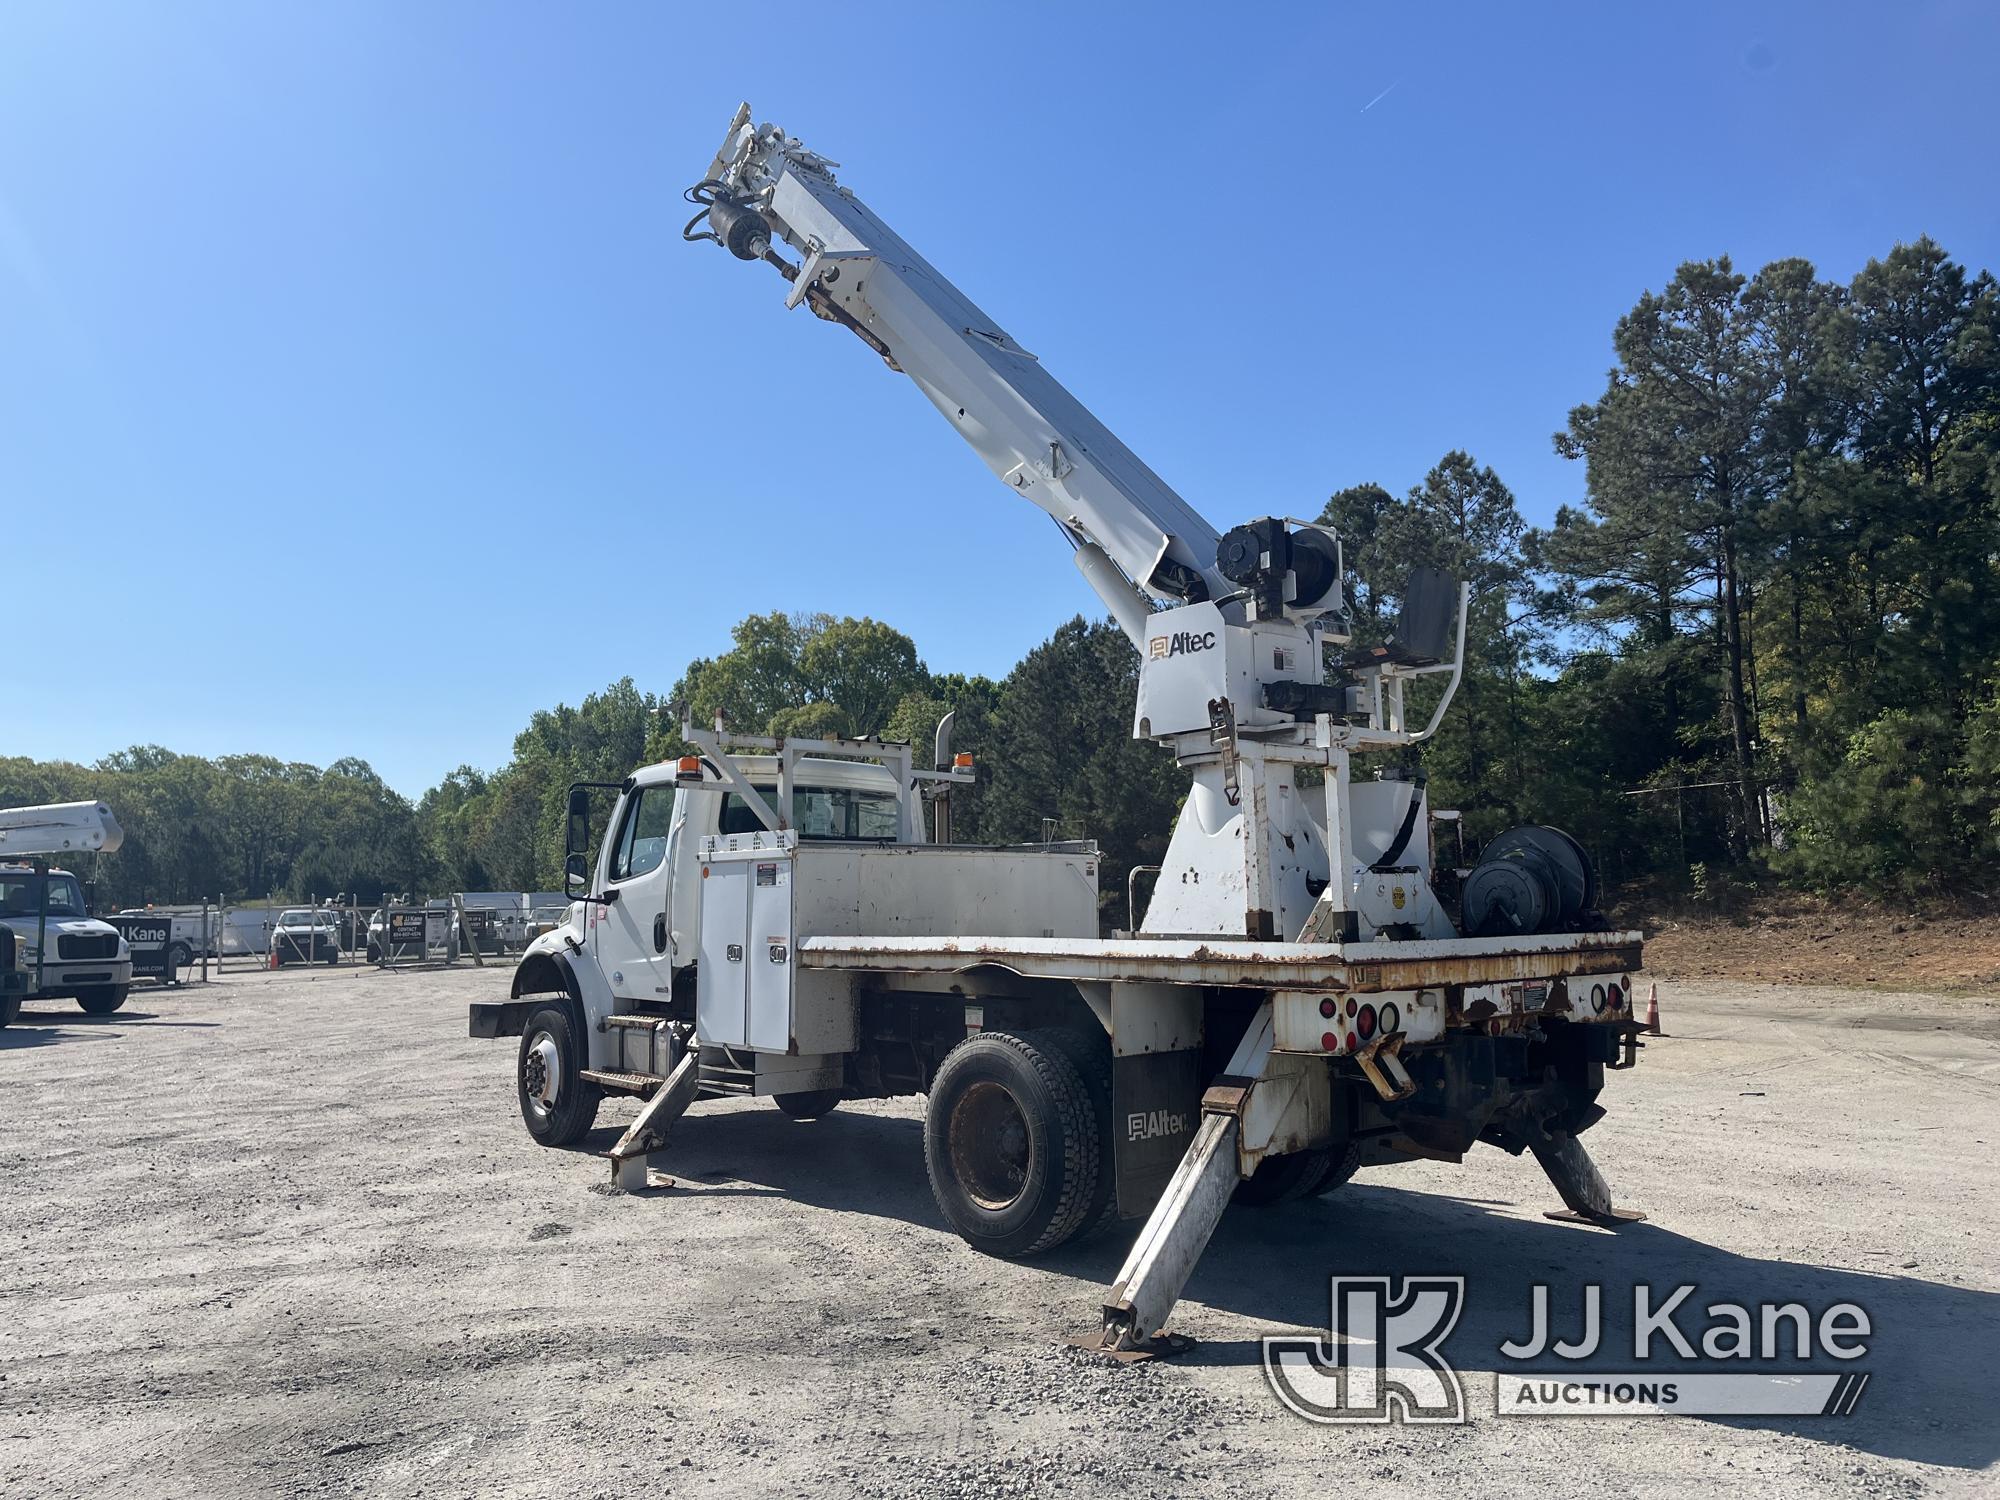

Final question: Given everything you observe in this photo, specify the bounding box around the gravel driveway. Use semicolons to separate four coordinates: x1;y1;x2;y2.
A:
4;963;1994;1497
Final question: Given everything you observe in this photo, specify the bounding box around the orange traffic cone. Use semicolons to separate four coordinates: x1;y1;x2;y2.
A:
1643;982;1664;1036
268;943;280;971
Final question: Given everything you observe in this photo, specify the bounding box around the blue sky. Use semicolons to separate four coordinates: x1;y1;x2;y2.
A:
3;1;1995;796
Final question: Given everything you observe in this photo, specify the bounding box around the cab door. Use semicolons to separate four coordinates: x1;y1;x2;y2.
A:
589;783;677;1007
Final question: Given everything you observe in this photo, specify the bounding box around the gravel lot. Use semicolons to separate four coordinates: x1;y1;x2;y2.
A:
4;962;1996;1498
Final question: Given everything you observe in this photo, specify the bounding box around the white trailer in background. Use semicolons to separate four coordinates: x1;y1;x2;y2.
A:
472;109;1648;1354
113;907;220;967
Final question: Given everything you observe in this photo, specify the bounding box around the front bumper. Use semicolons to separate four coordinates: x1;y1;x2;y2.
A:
27;958;134;994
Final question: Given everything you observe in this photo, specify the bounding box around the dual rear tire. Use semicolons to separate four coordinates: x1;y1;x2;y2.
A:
923;1028;1107;1259
1234;1139;1361;1205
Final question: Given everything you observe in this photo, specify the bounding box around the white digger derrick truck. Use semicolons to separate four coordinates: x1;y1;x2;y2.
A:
471;106;1648;1353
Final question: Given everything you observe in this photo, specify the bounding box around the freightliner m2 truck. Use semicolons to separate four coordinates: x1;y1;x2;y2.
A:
471;108;1646;1353
0;802;133;1024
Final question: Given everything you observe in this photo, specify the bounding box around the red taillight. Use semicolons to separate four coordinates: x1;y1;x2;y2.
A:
1344;1032;1357;1052
1345;997;1358;1018
1606;982;1623;1010
1321;1031;1339;1051
1320;998;1337;1018
1356;1004;1377;1041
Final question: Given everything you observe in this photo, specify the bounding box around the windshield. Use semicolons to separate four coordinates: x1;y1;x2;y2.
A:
277;911;332;928
720;784;901;841
0;873;88;918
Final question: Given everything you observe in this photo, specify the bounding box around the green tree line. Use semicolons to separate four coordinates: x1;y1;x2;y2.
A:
6;235;1995;910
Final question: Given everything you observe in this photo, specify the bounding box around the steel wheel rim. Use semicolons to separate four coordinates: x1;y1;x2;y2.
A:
950;1079;1032;1210
523;1031;562;1119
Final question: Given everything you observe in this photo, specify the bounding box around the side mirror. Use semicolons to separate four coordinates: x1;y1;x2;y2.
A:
564;851;590;899
565;786;591;859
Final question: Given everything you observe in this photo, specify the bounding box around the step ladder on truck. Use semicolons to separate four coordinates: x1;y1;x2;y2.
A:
470;107;1648;1355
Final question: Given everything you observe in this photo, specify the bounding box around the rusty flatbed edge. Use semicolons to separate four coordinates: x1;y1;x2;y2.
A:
796;931;1644;991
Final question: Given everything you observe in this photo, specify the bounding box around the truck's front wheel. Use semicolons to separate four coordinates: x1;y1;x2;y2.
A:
76;984;130;1016
517;1004;601;1146
924;1029;1101;1259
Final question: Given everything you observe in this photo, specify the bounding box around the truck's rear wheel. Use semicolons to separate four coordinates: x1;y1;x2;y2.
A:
1234;1147;1332;1206
774;1089;841;1120
1236;1139;1363;1206
76;984;130;1016
924;1029;1100;1259
1316;1140;1362;1196
1040;1025;1118;1240
517;1003;601;1146
0;986;20;1028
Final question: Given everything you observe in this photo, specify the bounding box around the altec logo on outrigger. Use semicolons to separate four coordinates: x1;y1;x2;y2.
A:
1264;1278;1873;1422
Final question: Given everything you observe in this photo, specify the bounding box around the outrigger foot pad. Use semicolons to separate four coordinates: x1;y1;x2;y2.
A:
1530;1131;1644;1227
1065;1329;1195;1364
1543;1206;1647;1226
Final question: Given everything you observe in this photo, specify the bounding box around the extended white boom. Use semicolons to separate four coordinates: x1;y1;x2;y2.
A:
694;105;1228;637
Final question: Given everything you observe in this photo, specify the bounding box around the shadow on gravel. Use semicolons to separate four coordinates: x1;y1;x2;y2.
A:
582;1103;1997;1471
597;1104;940;1220
0;1009;189;1046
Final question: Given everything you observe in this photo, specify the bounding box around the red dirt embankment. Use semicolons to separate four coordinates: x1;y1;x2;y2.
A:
1621;889;2000;991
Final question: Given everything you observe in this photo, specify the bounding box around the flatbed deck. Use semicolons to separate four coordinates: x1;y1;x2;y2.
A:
799;929;1644;992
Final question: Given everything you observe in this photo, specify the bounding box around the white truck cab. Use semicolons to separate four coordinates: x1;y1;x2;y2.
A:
482;737;1080;1090
0;865;133;1016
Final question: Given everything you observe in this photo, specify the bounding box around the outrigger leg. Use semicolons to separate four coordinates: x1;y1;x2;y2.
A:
608;1047;700;1191
1533;1130;1646;1226
1082;1002;1296;1357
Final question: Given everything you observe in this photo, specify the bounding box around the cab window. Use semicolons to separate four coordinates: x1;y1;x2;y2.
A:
0;874;87;917
610;787;674;881
719;785;901;840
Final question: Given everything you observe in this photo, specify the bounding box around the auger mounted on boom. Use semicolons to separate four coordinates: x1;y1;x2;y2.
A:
472;105;1647;1355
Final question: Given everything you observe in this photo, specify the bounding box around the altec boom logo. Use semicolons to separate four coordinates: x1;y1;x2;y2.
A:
1148;629;1217;660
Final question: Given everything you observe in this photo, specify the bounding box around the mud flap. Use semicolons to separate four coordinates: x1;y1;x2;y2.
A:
1111;1049;1202;1219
